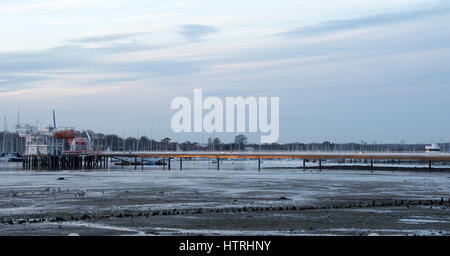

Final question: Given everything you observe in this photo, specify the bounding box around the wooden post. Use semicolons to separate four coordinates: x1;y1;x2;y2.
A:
319;159;322;171
168;157;171;171
141;157;144;170
371;159;373;171
217;157;220;171
303;159;306;171
180;157;182;170
258;158;261;171
134;157;137;170
163;157;165;170
429;160;432;169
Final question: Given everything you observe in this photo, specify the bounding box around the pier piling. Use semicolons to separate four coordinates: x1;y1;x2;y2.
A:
21;151;450;172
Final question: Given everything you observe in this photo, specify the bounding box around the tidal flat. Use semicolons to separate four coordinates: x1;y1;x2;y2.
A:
0;161;449;236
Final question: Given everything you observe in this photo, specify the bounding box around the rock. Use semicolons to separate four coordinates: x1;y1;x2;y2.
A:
280;196;289;200
57;177;65;180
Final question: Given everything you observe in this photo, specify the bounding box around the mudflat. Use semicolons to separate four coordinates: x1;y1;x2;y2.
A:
0;162;449;235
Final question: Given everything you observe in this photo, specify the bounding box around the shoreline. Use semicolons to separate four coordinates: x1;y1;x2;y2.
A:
263;165;450;172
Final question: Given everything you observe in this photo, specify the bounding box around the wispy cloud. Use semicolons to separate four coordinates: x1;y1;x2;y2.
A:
0;0;110;14
70;32;151;43
1;1;450;141
279;2;450;37
0;42;205;92
0;73;49;92
178;24;219;41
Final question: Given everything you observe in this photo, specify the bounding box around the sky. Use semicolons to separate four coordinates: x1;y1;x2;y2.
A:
0;0;450;144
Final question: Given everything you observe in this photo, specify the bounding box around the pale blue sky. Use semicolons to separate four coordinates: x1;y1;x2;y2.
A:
0;0;449;143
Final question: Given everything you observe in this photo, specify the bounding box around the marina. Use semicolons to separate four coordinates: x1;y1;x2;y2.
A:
6;111;449;172
2;110;449;172
2;110;448;236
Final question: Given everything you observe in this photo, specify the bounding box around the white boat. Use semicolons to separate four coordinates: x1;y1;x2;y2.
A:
0;153;10;162
425;143;440;152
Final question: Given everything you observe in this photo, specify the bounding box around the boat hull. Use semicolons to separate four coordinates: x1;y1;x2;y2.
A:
54;130;76;139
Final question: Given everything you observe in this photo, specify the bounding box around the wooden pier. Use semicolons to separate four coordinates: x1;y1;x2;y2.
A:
101;151;450;171
22;154;109;170
21;151;450;171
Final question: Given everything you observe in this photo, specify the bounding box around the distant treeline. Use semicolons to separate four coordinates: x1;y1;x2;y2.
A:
1;131;448;153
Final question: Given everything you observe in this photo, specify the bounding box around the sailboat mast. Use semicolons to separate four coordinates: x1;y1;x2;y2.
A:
17;108;20;128
2;114;6;153
150;121;153;151
53;110;56;129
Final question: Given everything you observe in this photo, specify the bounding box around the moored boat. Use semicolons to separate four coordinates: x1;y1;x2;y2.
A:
425;143;440;152
0;153;9;162
54;129;76;139
8;152;23;162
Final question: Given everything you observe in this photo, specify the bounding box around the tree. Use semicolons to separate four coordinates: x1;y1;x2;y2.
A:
161;137;171;150
125;137;137;151
213;138;221;147
206;137;223;151
208;137;213;147
139;136;150;151
161;137;171;144
234;135;247;150
212;138;222;151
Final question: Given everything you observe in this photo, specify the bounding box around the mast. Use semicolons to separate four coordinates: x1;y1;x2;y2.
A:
2;114;6;153
53;110;56;129
16;108;20;129
150;121;153;151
